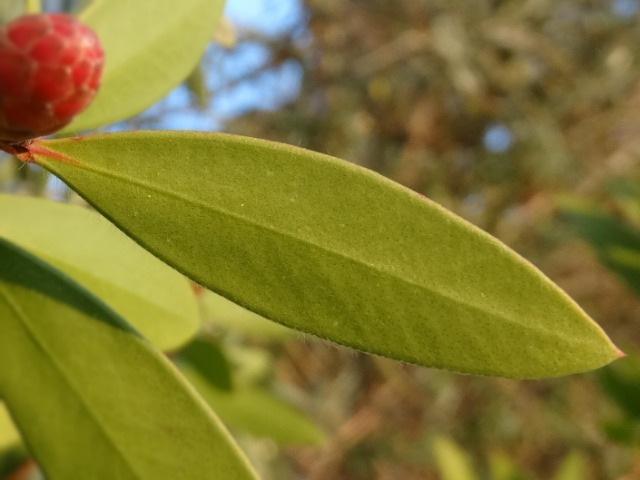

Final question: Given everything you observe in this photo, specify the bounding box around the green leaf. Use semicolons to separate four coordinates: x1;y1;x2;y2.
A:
0;2;24;23
564;208;640;295
181;366;325;445
64;0;224;132
488;451;529;480
431;437;478;480
597;353;640;419
225;345;273;387
0;238;258;480
552;451;587;480
601;417;640;445
179;337;233;391
202;291;295;340
31;132;621;378
0;195;199;351
0;403;20;452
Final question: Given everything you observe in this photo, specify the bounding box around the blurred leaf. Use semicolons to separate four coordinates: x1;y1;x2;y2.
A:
32;132;621;378
0;1;23;23
185;64;209;110
607;179;640;229
489;451;529;480
225;345;274;387
212;16;237;49
601;417;640;445
64;0;224;131
564;208;640;295
552;451;587;480
0;403;20;452
432;436;479;480
597;353;640;419
0;238;258;480
202;291;294;340
182;366;325;445
0;195;199;351
179;337;233;391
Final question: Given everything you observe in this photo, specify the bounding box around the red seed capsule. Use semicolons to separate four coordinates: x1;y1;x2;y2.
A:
0;13;104;143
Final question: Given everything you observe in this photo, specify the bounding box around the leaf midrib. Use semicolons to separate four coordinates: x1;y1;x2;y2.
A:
42;157;569;341
0;286;145;480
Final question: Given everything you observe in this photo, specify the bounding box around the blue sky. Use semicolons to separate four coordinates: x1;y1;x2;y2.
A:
134;0;306;132
149;0;640;149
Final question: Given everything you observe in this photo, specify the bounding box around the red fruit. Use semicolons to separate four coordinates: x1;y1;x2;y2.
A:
0;13;104;144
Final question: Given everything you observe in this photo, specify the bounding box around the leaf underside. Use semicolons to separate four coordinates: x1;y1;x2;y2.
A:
32;131;621;379
64;0;224;132
0;195;199;351
0;237;258;480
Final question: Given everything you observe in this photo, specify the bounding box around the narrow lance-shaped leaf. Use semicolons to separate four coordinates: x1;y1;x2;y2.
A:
0;195;199;351
30;132;622;378
0;237;258;480
63;0;225;132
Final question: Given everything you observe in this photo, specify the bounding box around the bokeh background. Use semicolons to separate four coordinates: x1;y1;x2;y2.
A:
2;1;640;479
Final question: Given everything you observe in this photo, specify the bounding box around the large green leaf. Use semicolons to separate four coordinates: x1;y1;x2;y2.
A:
0;195;199;351
0;237;258;480
30;132;621;378
63;0;224;132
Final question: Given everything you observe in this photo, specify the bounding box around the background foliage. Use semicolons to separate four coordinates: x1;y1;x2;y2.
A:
215;2;640;476
2;0;640;479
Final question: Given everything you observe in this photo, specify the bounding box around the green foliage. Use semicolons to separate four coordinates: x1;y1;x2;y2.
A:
65;0;225;131
489;451;530;480
29;131;619;378
179;337;234;391
181;365;325;445
201;290;294;339
0;195;199;350
0;0;634;477
0;404;20;452
0;238;258;479
597;354;640;446
433;438;588;480
598;354;640;419
564;207;640;296
0;1;23;22
431;436;478;480
552;451;588;480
